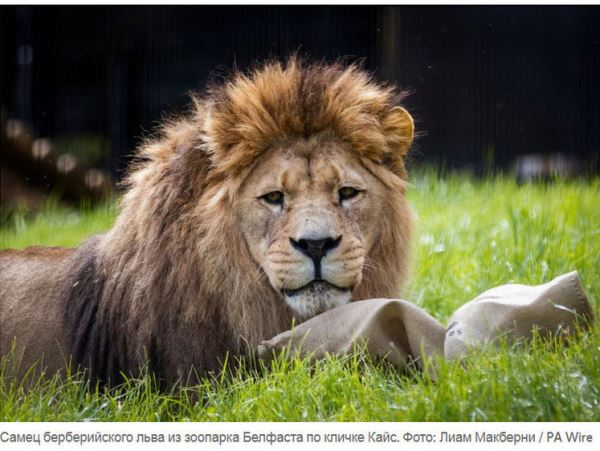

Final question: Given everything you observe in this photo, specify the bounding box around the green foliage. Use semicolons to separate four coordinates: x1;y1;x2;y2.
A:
1;170;598;421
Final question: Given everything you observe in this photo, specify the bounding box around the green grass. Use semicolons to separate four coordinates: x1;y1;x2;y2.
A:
0;201;116;249
1;170;599;421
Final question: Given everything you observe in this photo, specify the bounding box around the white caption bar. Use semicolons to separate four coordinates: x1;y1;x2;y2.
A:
0;422;598;451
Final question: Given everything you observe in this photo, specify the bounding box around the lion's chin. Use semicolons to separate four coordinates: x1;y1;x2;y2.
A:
282;281;352;320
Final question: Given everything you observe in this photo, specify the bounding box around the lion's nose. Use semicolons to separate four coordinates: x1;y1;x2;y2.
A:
289;236;341;264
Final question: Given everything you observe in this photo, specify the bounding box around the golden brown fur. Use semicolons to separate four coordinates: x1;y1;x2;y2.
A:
0;58;415;385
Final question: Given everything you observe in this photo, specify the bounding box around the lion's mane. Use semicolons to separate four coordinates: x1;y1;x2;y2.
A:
61;58;413;384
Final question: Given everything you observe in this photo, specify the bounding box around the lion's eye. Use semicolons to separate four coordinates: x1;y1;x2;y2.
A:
338;186;360;202
261;191;284;206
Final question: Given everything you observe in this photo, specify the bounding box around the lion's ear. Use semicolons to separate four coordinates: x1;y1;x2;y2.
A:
382;106;414;177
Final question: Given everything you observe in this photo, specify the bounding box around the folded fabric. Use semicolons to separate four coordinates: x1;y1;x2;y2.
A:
257;271;594;371
258;298;445;371
444;271;594;359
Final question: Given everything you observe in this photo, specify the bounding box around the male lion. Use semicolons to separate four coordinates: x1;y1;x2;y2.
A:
0;58;414;385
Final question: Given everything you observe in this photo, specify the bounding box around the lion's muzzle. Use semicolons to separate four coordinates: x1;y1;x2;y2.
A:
265;228;365;319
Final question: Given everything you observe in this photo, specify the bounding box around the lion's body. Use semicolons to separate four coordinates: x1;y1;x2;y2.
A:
0;247;73;374
0;59;415;385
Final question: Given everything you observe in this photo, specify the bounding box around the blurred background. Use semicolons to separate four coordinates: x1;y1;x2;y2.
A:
1;5;599;211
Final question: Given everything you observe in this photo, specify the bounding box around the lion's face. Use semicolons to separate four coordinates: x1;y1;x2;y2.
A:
237;133;390;319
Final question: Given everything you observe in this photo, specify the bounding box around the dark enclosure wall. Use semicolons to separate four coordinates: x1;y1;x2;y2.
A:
1;5;599;178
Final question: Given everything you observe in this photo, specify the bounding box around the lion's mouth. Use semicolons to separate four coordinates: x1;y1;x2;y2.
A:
281;279;349;297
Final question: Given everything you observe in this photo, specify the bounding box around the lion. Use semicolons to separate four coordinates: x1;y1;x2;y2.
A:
0;58;415;385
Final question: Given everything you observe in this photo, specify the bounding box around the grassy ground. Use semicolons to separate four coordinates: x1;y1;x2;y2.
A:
1;170;599;421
